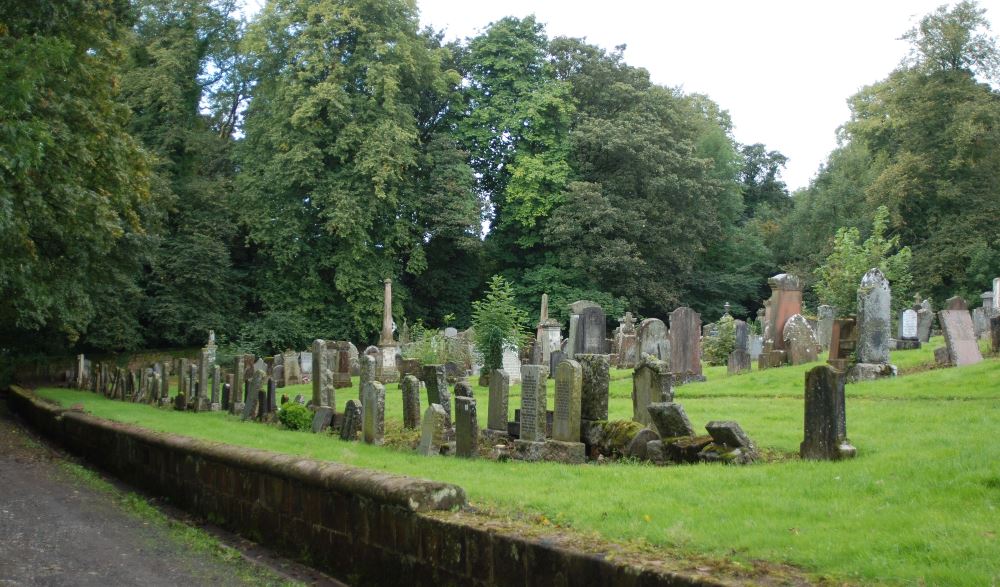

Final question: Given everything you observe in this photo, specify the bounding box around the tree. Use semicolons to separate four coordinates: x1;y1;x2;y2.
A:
0;0;153;352
814;206;913;316
902;0;999;79
471;276;528;373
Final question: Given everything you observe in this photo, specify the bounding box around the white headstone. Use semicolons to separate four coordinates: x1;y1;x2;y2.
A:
900;309;919;340
501;347;522;384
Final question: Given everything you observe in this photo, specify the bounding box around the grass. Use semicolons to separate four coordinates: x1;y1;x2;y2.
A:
36;337;1000;585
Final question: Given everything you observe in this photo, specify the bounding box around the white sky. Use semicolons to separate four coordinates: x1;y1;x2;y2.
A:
242;1;1000;191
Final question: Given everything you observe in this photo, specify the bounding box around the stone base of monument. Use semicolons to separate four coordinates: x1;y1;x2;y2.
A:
193;397;212;412
210;402;221;412
758;350;787;370
481;428;509;443
801;439;857;460
542;440;586;464
231;401;244;415
827;358;849;371
895;339;921;350
663;435;714;464
847;362;897;382
511;439;546;461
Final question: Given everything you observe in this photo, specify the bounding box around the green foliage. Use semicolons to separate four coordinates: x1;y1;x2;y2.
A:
277;402;312;431
237;311;312;357
399;322;471;366
471;276;528;373
701;314;736;366
813;206;913;315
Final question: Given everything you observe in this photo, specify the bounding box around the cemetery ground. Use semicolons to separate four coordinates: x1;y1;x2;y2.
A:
33;339;1000;586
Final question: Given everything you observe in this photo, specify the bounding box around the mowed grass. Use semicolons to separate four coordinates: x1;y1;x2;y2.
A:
36;338;1000;585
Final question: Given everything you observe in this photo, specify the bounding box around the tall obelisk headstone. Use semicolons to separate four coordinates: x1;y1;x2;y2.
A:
378;278;399;383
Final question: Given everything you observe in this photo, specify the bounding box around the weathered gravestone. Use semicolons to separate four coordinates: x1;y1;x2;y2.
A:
783;314;820;366
241;368;263;421
553;360;583;442
698;421;759;464
576;354;610;421
198;348;210;402
311;406;334;433
363;346;382;383
422;365;451;425
401;375;422;429
283;350;301;385
272;364;285;390
417;404;450;456
727;319;751;375
548;350;564;380
500;347;522;384
333;341;352;388
637;318;670;364
339;399;362;441
453;380;474;398
816;305;836;351
362;381;385;445
851;268;895;381
210;365;221;410
896;308;921;350
311;339;334;407
231;356;246;414
221;382;231;411
759;273;803;368
486;369;509;434
992;316;1000;354
632;356;672;426
800;364;856;460
517;365;548;443
647;402;695;438
939;301;983;366
300;351;312;376
455;397;478;458
917;300;934;343
669;307;704;383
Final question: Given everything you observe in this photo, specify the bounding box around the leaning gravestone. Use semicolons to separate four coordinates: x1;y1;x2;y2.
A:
576;354;610;421
455;397;478;458
518;365;548;442
311;407;334;433
401;375;422;429
632;356;672;426
647;402;695;438
939;301;983;366
362;381;385;445
339;399;362;441
422;364;451;424
669;307;704;383
783;314;820;365
417;404;450;456
486;369;509;433
637;318;670;364
800;364;856;460
552;360;583;442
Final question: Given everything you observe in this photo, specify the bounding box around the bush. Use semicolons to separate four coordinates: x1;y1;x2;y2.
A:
471;276;528;373
702;314;736;366
400;321;471;366
278;402;312;431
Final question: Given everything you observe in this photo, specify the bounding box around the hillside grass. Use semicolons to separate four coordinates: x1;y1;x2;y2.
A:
36;337;1000;585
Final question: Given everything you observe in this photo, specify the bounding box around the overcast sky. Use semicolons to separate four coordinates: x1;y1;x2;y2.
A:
242;1;1000;191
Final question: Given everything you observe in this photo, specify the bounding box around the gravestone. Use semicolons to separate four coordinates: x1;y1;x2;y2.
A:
500;347;522;384
198;348;210;400
231;357;245;414
417;404;450;456
362;382;385;445
422;365;451;424
518;365;548;442
576;354;610;421
453;380;474;398
945;296;967;311
401;375;422;429
669;307;704;383
647;403;695;438
851;268;895;381
552;360;583;442
896;308;921;350
992;316;1000;354
339;399;362;441
241;368;263;421
311;339;334;407
486;369;509;433
574;306;607;355
266;378;277;414
939;304;983;366
783;314;820;365
333;341;352;388
178;359;188;395
917;306;934;343
210;365;221;410
363;346;382;382
548;350;564;380
455;397;479;458
566;314;580;358
300;351;313;375
816;305;836;351
283;350;301;385
221;383;231;411
698;421;759;464
311;407;334;433
800;364;856;460
272;364;285;389
632;356;672;426
764;273;803;351
748;334;763;360
727;320;751;375
637;318;670;363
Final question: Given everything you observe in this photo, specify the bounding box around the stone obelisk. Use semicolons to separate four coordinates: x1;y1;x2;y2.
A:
379;278;399;382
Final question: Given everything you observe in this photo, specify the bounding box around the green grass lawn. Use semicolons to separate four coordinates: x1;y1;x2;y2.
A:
36;338;1000;585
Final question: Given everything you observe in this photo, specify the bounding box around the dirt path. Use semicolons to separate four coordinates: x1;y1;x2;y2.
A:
0;399;342;587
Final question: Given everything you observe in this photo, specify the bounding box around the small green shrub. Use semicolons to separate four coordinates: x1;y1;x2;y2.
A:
278;402;312;431
702;314;736;366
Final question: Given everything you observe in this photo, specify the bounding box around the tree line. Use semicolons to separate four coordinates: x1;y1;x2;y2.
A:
2;0;997;358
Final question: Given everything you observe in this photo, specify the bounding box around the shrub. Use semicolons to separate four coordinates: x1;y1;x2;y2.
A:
702;314;736;366
278;402;312;431
471;276;528;373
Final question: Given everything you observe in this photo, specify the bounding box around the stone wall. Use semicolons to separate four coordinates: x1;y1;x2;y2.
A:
5;386;713;587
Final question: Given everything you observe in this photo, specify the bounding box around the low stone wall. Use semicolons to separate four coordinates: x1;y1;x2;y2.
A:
5;386;715;586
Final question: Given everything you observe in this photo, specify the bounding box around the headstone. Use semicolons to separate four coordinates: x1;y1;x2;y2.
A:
266;377;277;413
705;421;753;449
972;307;988;339
210;365;221;409
748;334;763;360
727;320;752;375
647;402;695;438
242;368;262;420
453;380;474;398
311;339;333;407
417;404;449;456
198;348;210;400
631;356;672;426
945;296;967;311
362;382;385;445
333;341;352;388
311;407;334;433
764;273;803;351
486;369;510;432
576;354;610;421
552;360;583;442
455;396;478;458
637;318;669;363
548;350;564;379
783;314;820;365
856;268;892;364
669;307;704;383
221;383;231;410
991;316;1000;353
283;350;301;385
379;277;396;345
613;312;638;368
231;356;245;414
178;359;188;395
273;364;285;389
397;375;421;430
500;347;522;384
574;305;607;355
939;304;984;366
816;305;836;351
300;351;313;375
339;400;362;441
566;314;580;358
363;346;382;382
518;365;548;442
800;364;856;460
422;365;451;424
899;308;919;340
